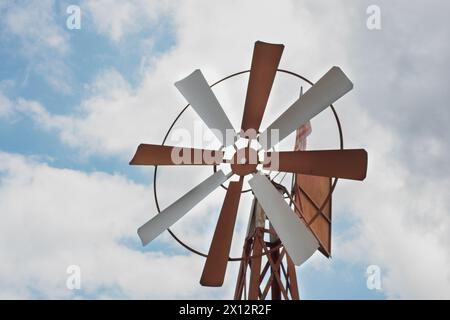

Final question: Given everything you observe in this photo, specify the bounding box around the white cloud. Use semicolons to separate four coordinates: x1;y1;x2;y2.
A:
82;0;173;42
8;69;193;158
0;91;13;119
2;0;68;54
325;96;450;299
0;151;239;299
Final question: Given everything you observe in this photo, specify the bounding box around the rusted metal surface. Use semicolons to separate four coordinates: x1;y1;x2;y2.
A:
295;175;333;257
265;149;368;180
269;224;281;300
248;229;263;300
200;178;243;287
241;41;284;137
130;144;224;166
234;195;300;300
230;148;259;176
234;228;300;300
287;256;300;299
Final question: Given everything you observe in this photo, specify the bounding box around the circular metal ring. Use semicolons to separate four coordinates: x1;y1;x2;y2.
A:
153;68;343;261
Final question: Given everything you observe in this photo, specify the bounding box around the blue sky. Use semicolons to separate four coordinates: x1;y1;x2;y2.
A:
1;0;449;300
0;0;173;177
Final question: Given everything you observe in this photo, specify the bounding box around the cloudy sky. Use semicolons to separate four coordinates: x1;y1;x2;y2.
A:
0;0;449;299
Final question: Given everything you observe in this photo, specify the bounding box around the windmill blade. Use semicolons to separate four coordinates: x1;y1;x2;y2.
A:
175;69;236;146
264;149;368;181
248;174;319;265
240;41;284;138
259;66;353;150
129;144;224;166
138;170;230;246
200;178;243;287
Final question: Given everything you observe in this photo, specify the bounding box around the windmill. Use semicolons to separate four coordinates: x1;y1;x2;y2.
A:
130;41;368;299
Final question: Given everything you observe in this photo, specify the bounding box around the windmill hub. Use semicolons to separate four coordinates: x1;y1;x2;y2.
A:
230;147;258;176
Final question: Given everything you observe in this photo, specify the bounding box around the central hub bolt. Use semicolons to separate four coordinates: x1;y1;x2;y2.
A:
230;148;258;176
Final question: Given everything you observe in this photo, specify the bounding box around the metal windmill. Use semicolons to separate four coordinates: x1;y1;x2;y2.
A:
130;41;368;300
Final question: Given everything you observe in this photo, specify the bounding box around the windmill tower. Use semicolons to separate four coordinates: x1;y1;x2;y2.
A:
130;41;368;299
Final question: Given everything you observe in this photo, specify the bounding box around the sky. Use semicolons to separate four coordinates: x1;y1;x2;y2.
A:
0;0;449;299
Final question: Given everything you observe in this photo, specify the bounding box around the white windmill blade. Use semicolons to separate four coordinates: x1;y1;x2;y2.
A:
248;174;319;265
138;170;231;246
175;69;236;147
259;66;353;150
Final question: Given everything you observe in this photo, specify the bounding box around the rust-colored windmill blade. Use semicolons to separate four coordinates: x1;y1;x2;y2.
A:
130;143;224;166
240;41;284;138
200;178;244;287
264;149;368;181
200;41;283;287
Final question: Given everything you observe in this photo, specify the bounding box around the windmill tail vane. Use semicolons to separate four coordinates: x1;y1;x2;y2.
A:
129;41;368;299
